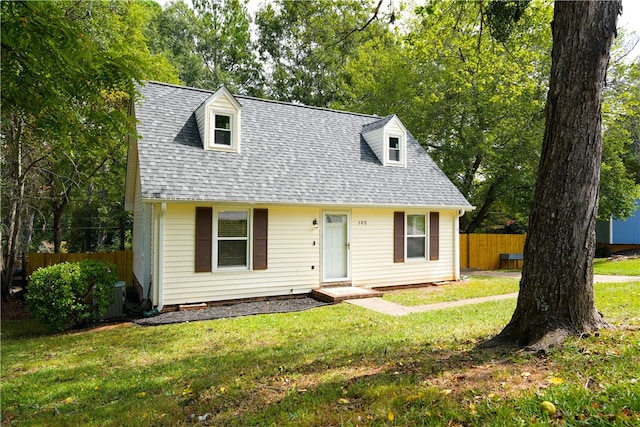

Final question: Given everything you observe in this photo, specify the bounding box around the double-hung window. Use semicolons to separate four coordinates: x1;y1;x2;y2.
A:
214;114;232;146
406;214;426;258
388;136;401;162
394;212;439;262
216;210;249;268
195;208;268;272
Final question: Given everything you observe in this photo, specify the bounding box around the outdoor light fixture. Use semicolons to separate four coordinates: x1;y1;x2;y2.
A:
313;218;318;228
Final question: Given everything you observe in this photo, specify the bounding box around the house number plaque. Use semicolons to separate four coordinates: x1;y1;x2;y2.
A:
358;220;367;225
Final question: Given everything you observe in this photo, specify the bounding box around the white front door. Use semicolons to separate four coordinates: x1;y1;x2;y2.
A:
323;212;350;281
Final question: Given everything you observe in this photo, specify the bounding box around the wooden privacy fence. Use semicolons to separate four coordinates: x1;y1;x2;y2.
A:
23;236;522;284
460;234;527;270
27;250;133;285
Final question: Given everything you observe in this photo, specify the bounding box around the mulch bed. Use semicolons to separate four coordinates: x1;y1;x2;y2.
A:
2;295;329;327
134;296;329;326
1;299;32;321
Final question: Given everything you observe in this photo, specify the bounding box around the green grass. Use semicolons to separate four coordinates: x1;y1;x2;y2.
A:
594;257;640;276
383;276;519;306
2;279;639;426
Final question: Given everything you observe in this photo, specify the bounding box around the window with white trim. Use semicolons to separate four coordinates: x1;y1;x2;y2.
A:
207;108;238;151
216;210;248;268
388;136;401;162
214;114;232;146
406;214;426;258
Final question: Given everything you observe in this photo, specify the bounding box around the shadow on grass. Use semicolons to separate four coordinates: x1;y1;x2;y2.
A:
3;296;639;426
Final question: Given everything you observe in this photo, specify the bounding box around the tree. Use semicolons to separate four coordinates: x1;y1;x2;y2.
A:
255;0;390;106
484;0;622;350
599;39;640;219
1;0;177;298
147;0;263;95
338;1;552;232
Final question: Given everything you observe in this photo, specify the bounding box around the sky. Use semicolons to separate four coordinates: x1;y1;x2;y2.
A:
619;0;640;59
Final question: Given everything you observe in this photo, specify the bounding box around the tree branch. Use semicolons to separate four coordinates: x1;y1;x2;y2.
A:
333;0;384;46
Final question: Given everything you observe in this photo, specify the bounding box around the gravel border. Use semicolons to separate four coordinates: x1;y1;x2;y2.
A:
134;296;329;326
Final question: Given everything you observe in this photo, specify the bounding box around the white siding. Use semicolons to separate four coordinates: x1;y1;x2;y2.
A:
194;101;206;144
156;204;459;305
385;119;405;136
132;178;152;294
362;127;385;164
161;204;321;305
351;208;457;288
210;95;237;111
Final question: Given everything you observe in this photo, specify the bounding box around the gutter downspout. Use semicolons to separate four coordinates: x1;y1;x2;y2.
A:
454;209;465;280
156;202;166;312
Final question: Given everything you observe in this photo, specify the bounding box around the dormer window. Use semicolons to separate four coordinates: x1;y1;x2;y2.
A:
195;86;242;153
209;110;237;150
214;114;232;146
361;115;407;168
388;136;401;162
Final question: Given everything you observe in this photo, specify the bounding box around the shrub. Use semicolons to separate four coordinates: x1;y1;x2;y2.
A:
25;260;117;332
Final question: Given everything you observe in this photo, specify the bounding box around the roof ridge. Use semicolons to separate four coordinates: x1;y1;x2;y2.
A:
145;80;215;95
235;94;380;119
144;80;380;119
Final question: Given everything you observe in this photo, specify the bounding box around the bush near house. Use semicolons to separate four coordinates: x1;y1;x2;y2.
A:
25;260;117;332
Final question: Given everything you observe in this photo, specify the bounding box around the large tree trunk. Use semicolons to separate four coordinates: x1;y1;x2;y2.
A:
483;1;621;351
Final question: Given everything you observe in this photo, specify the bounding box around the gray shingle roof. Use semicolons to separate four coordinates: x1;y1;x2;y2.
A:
361;115;394;133
134;81;472;209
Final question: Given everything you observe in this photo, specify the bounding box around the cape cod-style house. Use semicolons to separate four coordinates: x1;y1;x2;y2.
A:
125;81;473;310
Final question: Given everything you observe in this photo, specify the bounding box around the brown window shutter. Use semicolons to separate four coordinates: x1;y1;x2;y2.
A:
253;209;268;270
394;211;405;263
195;207;212;272
430;212;440;260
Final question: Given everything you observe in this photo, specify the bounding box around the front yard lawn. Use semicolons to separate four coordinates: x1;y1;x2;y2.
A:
383;276;519;306
594;257;640;276
2;277;639;426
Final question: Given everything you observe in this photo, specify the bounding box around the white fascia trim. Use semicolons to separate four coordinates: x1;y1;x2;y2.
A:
139;198;476;212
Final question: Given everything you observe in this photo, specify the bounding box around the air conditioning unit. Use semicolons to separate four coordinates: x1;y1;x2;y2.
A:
102;281;126;320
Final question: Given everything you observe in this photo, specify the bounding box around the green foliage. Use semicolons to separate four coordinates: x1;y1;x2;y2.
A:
485;0;532;42
338;0;552;232
147;0;262;94
1;0;179;258
255;0;390;106
600;39;640;219
25;260;117;332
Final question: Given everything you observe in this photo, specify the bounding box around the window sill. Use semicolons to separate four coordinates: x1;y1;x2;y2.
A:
214;266;250;272
207;144;238;152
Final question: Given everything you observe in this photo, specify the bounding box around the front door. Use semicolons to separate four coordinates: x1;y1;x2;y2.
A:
323;212;350;281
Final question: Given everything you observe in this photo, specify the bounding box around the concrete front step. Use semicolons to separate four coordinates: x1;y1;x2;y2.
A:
312;286;384;303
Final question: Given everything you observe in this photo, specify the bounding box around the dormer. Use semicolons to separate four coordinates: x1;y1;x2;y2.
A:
361;115;407;167
195;87;242;152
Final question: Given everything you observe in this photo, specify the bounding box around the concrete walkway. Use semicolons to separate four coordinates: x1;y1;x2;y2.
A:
347;272;640;316
470;270;640;283
347;293;519;316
